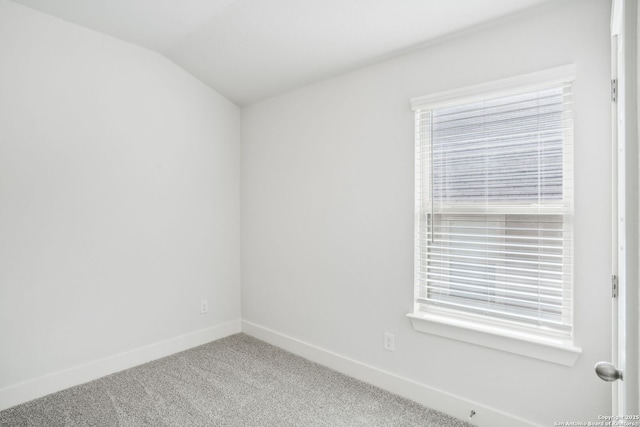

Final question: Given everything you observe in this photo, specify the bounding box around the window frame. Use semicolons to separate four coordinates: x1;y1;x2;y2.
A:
407;65;582;366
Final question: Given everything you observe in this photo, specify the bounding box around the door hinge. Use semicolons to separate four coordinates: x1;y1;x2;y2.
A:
612;274;618;298
611;79;618;102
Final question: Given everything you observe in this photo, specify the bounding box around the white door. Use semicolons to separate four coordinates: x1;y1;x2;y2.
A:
599;0;639;415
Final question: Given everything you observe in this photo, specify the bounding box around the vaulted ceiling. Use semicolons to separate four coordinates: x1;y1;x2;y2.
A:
9;0;555;105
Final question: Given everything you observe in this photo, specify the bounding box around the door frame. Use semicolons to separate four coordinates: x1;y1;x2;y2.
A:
610;0;639;415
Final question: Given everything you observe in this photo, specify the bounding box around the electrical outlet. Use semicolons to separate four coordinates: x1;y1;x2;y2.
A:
383;333;395;351
200;300;208;314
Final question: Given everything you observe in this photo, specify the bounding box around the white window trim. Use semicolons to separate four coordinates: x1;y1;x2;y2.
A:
407;311;582;366
410;64;577;110
408;65;581;366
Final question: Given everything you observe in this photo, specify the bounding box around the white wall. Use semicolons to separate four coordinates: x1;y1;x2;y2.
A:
241;0;612;425
0;0;241;402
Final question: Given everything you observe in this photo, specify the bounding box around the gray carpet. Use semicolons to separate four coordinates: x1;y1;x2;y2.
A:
0;334;473;427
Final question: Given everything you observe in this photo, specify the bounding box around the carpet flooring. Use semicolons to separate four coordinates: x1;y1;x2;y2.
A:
0;334;473;427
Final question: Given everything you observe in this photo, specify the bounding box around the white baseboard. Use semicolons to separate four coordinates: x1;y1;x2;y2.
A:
0;319;241;412
241;320;540;427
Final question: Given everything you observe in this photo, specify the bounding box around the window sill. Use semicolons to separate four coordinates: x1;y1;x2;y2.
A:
407;311;582;366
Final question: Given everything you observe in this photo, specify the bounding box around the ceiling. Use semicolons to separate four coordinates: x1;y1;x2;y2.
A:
9;0;554;105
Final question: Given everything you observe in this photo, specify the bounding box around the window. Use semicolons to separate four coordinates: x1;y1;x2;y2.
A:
407;66;581;365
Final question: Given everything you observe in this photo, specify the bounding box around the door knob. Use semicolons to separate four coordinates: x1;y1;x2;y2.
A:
595;361;623;381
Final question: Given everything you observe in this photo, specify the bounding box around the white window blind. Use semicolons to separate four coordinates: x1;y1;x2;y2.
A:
413;76;574;339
